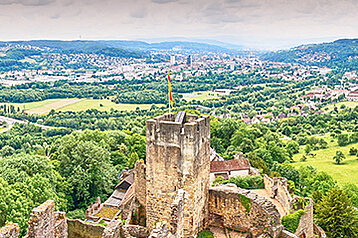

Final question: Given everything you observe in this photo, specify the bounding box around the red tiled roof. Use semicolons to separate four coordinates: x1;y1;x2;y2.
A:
210;159;250;173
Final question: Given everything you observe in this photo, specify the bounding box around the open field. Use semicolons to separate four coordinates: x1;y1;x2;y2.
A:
181;91;220;101
324;101;358;110
7;98;161;114
59;99;160;112
292;140;358;186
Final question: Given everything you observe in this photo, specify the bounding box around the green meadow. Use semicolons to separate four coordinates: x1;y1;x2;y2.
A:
292;137;358;186
7;98;162;115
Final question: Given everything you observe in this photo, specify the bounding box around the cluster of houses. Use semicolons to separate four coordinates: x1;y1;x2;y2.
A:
301;86;358;102
239;104;317;125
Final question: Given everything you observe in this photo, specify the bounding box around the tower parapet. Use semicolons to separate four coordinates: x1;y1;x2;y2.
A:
146;113;210;237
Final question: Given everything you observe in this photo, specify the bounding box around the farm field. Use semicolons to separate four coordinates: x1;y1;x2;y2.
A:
181;91;220;101
324;101;358;110
292;140;358;186
7;98;161;114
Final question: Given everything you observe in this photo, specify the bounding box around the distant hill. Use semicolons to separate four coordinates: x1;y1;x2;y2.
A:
261;39;358;70
4;40;239;55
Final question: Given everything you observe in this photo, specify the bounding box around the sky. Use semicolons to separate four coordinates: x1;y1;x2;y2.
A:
0;0;357;49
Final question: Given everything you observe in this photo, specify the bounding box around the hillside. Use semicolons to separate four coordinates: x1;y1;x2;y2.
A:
261;39;358;70
5;40;237;54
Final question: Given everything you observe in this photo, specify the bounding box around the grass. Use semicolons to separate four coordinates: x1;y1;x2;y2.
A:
181;91;220;101
323;101;358;111
60;99;159;112
7;98;162;115
292;139;358;186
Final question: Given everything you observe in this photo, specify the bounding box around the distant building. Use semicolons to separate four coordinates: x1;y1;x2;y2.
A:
170;55;175;65
209;153;254;184
186;55;192;66
347;91;358;101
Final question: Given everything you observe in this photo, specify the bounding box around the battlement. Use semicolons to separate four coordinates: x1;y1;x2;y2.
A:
146;113;210;147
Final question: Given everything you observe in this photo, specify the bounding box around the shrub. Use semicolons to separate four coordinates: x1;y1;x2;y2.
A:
215;175;264;189
197;230;214;238
281;210;305;233
349;147;358;156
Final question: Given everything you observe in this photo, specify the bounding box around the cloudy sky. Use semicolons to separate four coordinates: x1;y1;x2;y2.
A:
0;0;357;49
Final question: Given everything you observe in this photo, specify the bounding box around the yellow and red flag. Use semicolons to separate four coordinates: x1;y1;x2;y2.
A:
168;71;173;108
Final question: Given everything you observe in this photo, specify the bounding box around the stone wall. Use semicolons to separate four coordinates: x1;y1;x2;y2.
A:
86;197;102;219
102;220;122;238
134;159;146;208
24;200;68;238
54;212;68;238
264;175;292;215
295;198;314;238
0;223;20;238
25;200;56;238
208;184;283;237
313;224;326;238
279;230;298;238
145;113;210;237
170;189;184;237
68;219;105;238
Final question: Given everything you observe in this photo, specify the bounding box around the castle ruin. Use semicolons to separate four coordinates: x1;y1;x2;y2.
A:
0;112;326;238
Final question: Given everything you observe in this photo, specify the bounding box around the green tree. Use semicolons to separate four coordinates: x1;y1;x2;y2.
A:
286;141;300;157
333;150;345;165
342;183;358;207
337;134;350;146
316;188;358;238
304;144;311;155
51;133;117;208
128;152;139;169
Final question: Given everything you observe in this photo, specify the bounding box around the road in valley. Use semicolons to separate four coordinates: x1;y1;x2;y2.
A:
0;115;65;132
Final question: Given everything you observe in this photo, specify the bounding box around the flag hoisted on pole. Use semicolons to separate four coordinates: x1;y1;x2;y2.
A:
168;71;173;113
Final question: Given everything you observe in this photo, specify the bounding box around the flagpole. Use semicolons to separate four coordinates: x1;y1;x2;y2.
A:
168;71;171;114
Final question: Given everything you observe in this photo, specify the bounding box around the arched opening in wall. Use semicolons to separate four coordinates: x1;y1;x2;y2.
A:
300;232;306;238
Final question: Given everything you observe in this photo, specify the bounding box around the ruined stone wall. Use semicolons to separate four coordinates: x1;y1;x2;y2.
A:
24;200;68;238
295;198;314;238
0;223;20;238
67;219;105;238
134;160;147;207
208;184;283;238
25;200;55;238
145;114;210;237
264;175;292;215
313;224;326;238
279;230;298;238
54;212;68;238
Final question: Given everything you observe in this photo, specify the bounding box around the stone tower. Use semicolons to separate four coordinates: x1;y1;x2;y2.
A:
145;112;210;237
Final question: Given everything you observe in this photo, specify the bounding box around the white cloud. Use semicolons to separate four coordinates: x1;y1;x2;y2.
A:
0;0;358;48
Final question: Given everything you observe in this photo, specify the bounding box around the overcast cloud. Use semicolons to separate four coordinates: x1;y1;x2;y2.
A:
0;0;357;49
